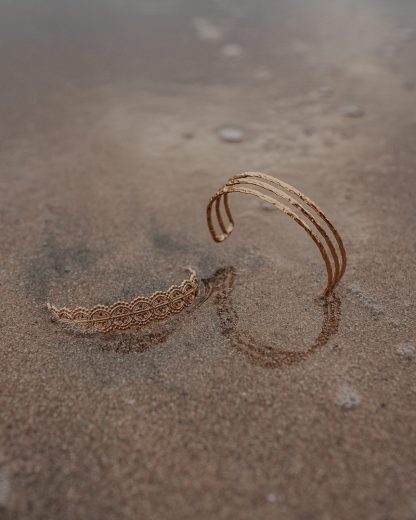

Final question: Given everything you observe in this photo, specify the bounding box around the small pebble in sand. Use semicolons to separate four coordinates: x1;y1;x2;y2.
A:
266;493;278;504
220;43;244;58
399;27;416;43
396;342;416;361
217;126;244;143
339;104;365;118
335;384;361;409
192;17;223;42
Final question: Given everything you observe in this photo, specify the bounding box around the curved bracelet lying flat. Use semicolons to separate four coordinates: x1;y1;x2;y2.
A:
48;269;199;333
207;172;346;296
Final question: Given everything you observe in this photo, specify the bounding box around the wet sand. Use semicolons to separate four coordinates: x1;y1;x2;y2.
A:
1;1;416;518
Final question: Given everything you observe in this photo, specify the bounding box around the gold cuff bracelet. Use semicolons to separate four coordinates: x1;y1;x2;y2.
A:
207;172;346;296
47;269;199;333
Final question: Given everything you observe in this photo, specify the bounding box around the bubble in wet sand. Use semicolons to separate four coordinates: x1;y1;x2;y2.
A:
335;384;361;409
217;126;244;143
396;342;416;361
192;17;223;42
266;493;278;504
220;43;244;58
339;104;365;118
317;86;333;98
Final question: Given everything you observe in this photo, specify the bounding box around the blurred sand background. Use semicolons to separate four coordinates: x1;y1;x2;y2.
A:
0;0;415;518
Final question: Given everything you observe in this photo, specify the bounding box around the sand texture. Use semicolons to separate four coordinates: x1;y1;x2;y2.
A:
0;1;416;519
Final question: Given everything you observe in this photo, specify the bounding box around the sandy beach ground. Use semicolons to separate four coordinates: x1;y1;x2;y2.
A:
1;0;415;518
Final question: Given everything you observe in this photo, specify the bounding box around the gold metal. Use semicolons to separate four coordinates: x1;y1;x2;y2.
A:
207;172;347;296
47;270;199;333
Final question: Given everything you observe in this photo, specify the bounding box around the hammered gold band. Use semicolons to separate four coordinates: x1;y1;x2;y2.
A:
207;172;346;296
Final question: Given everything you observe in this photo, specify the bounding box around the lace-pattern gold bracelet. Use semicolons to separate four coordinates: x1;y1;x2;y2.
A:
48;269;199;333
207;172;346;296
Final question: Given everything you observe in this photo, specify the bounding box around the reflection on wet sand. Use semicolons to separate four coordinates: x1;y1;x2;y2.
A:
204;267;341;369
68;266;341;362
58;314;177;354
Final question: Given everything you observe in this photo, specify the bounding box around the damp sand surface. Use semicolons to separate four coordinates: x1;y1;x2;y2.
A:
1;1;416;519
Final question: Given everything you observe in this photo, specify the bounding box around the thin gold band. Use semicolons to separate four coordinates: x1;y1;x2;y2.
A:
207;172;346;296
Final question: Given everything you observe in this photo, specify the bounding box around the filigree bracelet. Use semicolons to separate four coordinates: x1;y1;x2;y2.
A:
48;269;199;333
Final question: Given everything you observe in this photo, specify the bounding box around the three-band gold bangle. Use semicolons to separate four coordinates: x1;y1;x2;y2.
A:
207;172;346;297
